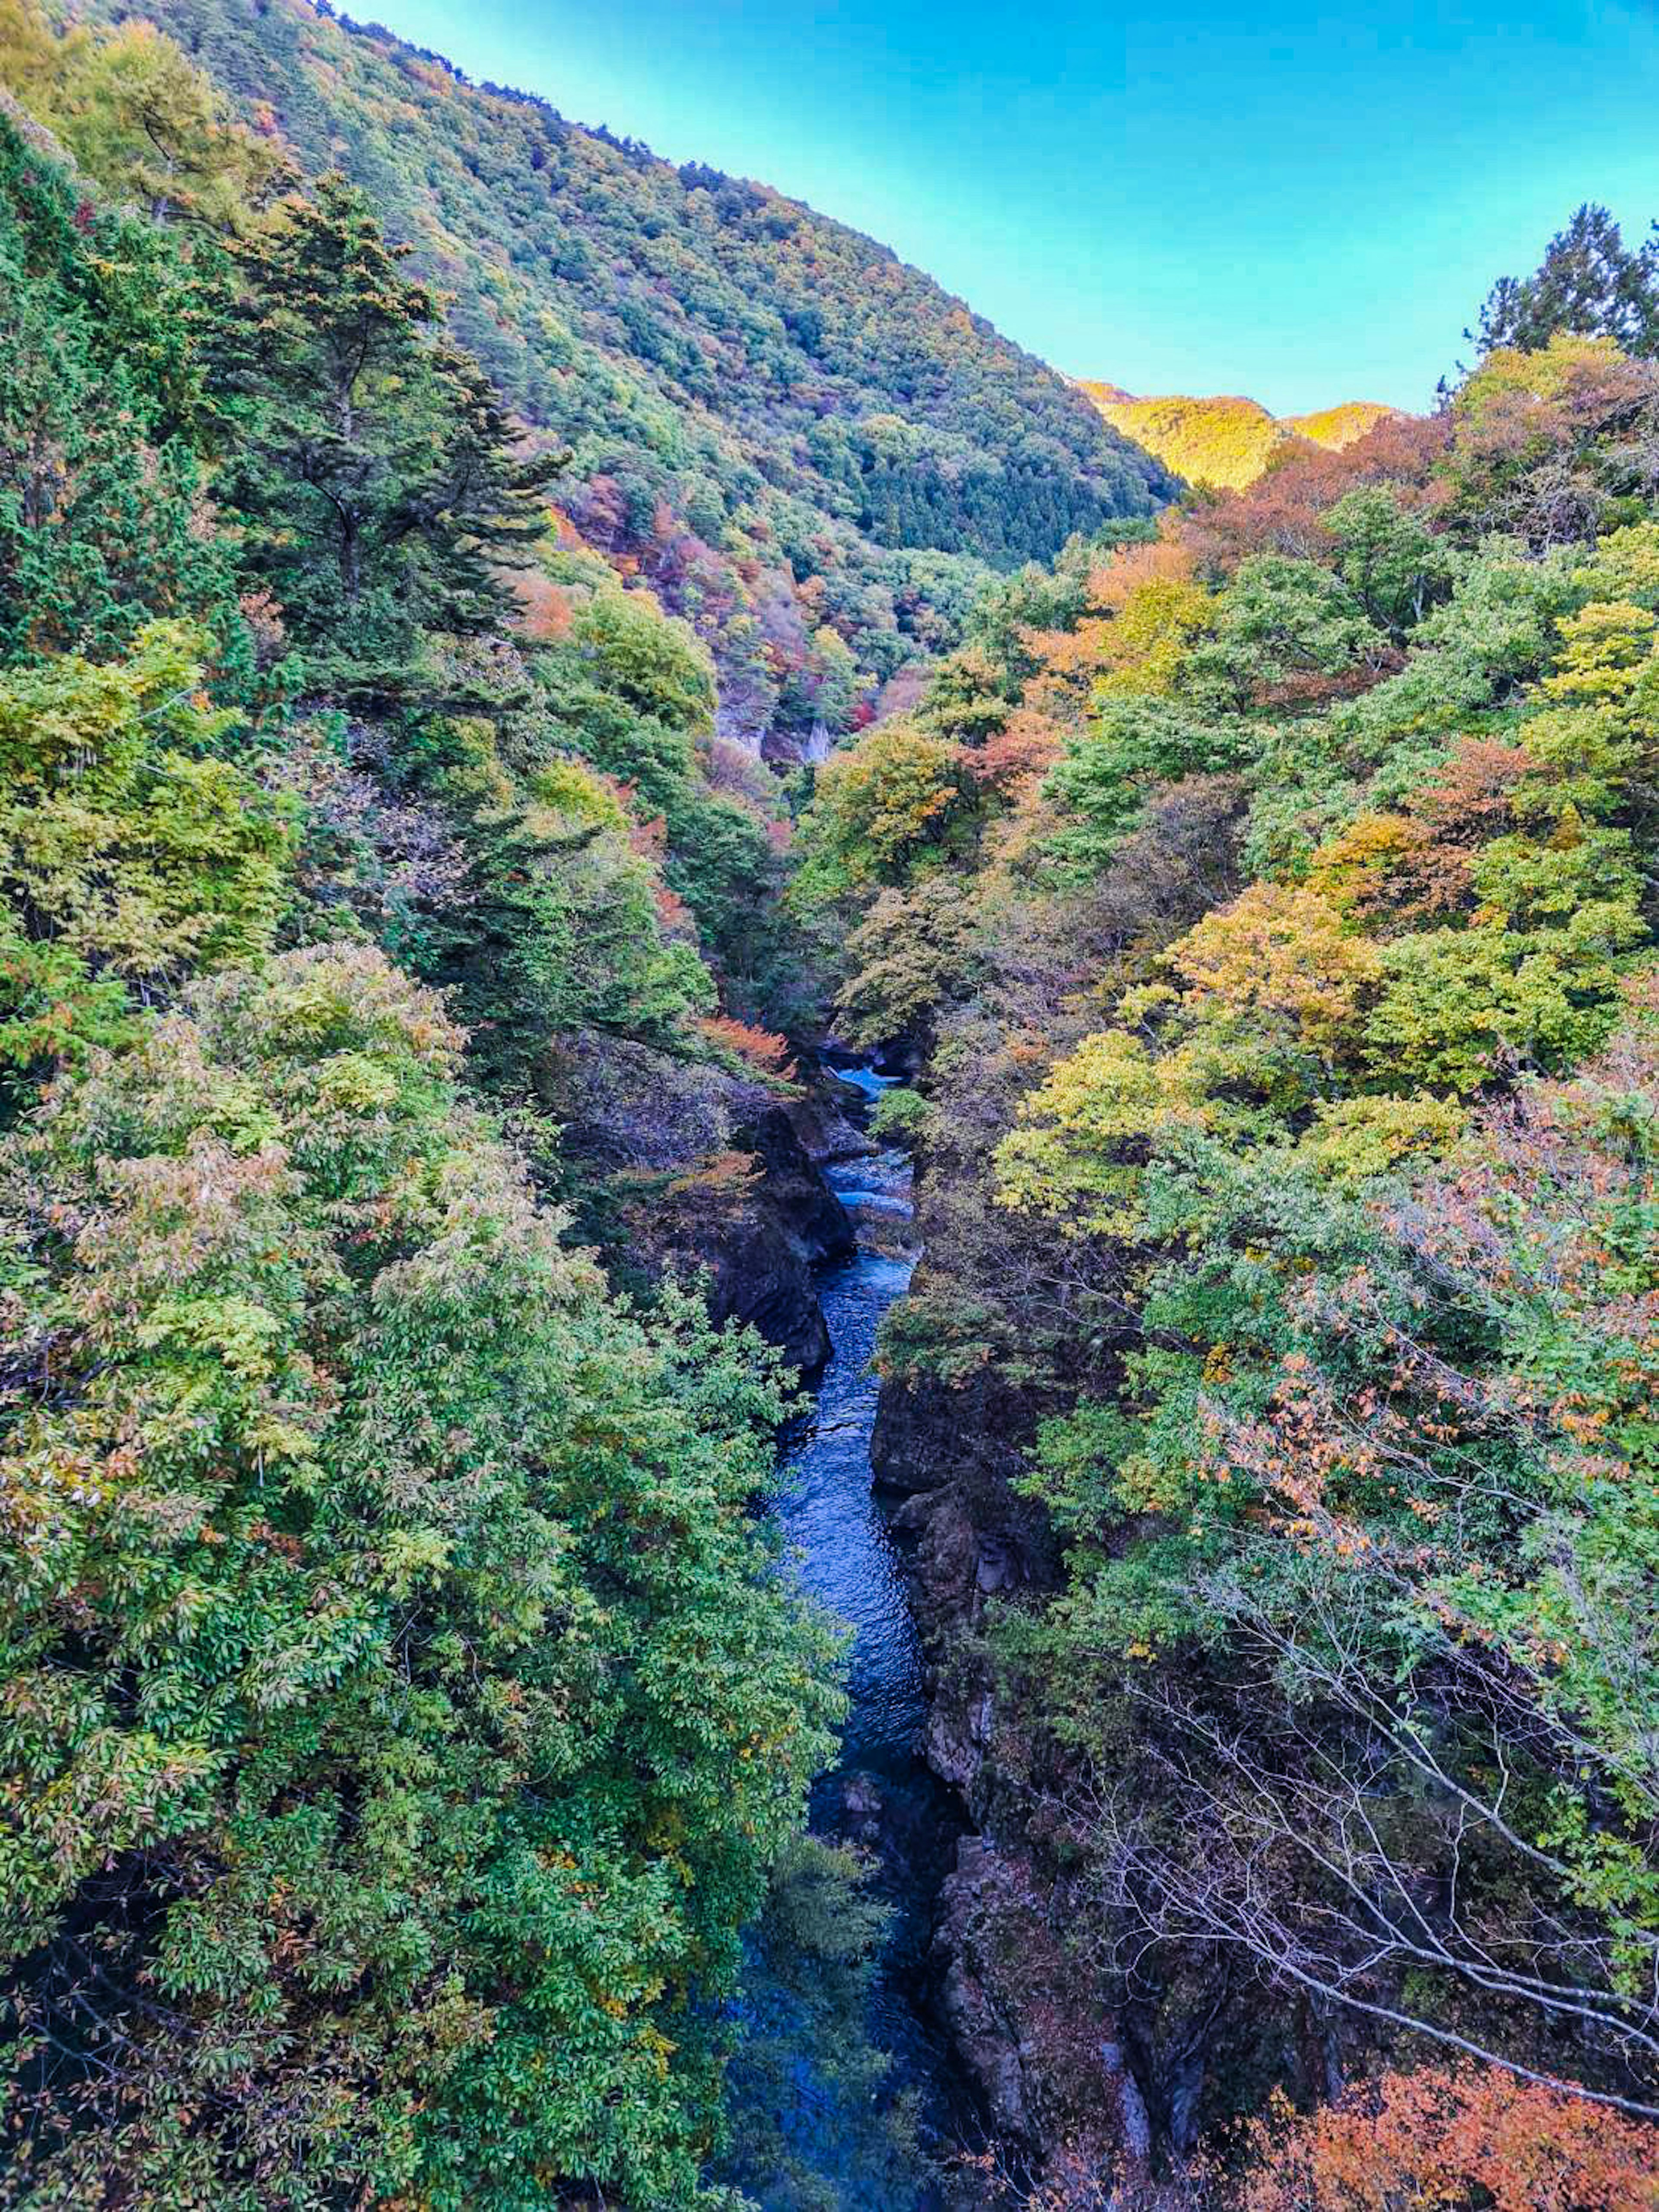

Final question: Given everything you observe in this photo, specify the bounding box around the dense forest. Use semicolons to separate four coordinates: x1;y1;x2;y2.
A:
794;204;1659;2205
0;0;1657;2202
0;5;878;2202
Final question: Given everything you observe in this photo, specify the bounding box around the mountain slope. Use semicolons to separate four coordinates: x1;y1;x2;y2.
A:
1075;379;1398;490
1283;398;1398;448
103;0;1173;752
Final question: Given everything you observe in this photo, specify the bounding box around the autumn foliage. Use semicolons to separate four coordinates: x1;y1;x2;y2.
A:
697;1012;797;1075
1241;2069;1659;2212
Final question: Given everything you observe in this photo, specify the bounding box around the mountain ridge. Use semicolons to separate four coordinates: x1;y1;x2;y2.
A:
1074;378;1400;489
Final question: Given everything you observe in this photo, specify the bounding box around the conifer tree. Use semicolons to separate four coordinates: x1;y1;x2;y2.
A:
205;173;561;700
0;112;233;663
1474;202;1659;357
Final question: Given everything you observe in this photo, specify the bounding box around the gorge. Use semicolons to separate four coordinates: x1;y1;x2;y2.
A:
0;2;1657;2207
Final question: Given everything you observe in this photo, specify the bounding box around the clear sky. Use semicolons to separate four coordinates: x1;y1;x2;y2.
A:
353;0;1659;416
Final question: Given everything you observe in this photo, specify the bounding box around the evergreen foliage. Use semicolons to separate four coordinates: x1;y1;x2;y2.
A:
1474;202;1659;359
203;171;564;702
0;110;237;663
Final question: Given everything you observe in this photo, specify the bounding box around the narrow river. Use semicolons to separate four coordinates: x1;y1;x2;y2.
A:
770;1069;969;2206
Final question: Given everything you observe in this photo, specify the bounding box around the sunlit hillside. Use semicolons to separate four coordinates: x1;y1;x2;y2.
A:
1283;397;1399;448
1076;379;1401;488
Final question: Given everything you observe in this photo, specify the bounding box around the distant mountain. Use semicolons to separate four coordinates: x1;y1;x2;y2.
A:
1074;381;1398;491
101;0;1174;753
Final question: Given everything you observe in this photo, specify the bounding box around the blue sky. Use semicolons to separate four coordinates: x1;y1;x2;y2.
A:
360;0;1659;415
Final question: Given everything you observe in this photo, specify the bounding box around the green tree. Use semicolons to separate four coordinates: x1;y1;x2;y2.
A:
0;112;236;664
205;173;561;699
1474;202;1659;359
0;621;289;1100
0;944;840;2210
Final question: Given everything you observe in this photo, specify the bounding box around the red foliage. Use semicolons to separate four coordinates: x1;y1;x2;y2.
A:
506;570;573;640
1240;2066;1659;2212
1408;735;1535;840
966;704;1066;789
696;1014;796;1076
625;812;667;863
1088;527;1201;614
1183;414;1452;573
653;882;691;930
1252;656;1404;712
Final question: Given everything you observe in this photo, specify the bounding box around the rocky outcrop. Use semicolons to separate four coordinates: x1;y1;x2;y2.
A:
782;1081;877;1167
732;1106;856;1269
540;1033;853;1371
652;1184;838;1372
882;1348;1325;2182
934;1838;1147;2187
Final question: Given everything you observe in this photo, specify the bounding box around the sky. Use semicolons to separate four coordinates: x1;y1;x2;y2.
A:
356;0;1659;415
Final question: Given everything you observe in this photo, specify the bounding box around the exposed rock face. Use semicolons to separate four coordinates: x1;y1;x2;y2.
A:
649;1105;852;1371
652;1178;839;1372
733;1106;857;1269
875;1244;1166;2184
540;1033;853;1371
933;1838;1144;2183
879;1330;1344;2183
782;1081;877;1167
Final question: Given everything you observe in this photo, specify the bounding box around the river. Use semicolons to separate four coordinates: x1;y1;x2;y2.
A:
768;1069;971;2207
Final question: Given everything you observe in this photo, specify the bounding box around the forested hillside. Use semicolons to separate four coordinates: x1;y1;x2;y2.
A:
1076;383;1399;491
74;0;1171;757
796;205;1659;2204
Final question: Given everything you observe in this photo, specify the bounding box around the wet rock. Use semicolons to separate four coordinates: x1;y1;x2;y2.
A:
537;1035;852;1371
934;1840;1142;2186
940;1961;1032;2148
974;1535;1021;1595
848;1201;920;1260
926;1687;995;1797
786;1082;879;1166
686;1204;834;1373
871;1378;954;1493
906;1488;979;1632
836;1770;887;1846
732;1105;855;1266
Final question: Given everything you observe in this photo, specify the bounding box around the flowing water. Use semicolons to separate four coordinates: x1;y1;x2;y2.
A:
768;1069;971;2205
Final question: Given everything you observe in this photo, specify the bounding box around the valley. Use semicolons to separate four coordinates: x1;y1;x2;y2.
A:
0;2;1656;2207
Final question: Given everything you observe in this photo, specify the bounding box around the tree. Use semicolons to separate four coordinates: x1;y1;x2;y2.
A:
791;719;978;901
0;111;237;664
1242;2067;1659;2212
0;0;288;232
205;174;561;700
0;944;839;2209
0;622;289;1099
1475;204;1659;360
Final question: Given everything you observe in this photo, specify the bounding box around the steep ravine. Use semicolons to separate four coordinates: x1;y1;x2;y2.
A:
772;1071;982;2206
